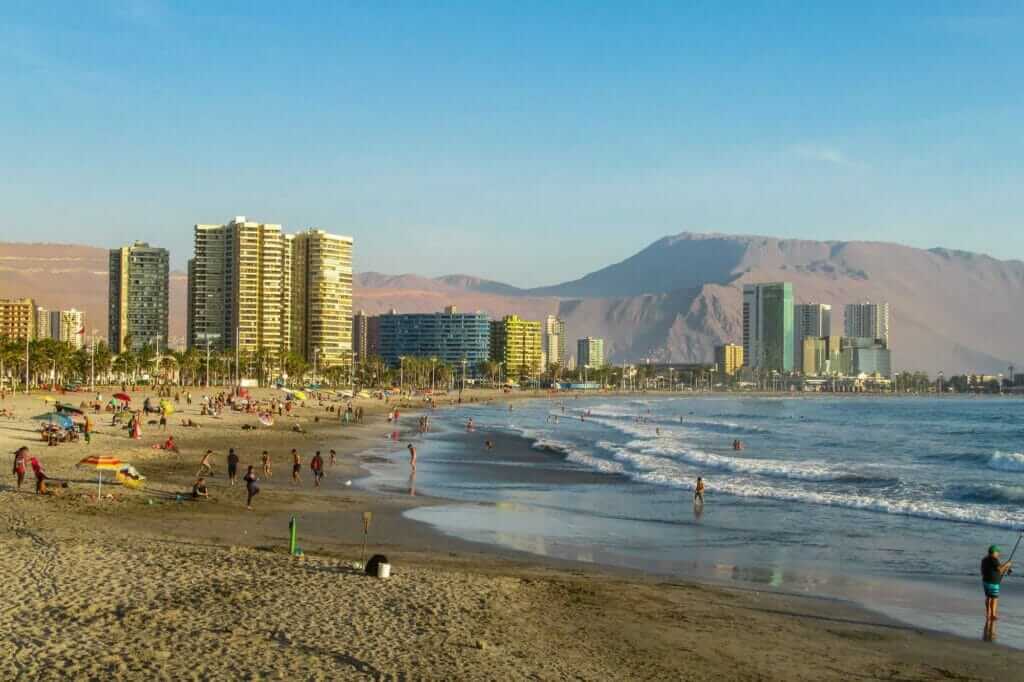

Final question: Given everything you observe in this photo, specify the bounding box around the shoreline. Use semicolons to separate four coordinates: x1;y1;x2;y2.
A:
2;387;1022;679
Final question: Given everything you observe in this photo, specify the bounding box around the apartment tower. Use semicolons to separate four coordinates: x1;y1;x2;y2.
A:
543;315;566;368
188;217;291;359
844;302;890;346
290;229;354;369
109;242;170;352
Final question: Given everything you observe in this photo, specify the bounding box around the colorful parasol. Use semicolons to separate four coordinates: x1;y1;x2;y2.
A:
77;455;125;497
258;413;274;427
113;392;131;402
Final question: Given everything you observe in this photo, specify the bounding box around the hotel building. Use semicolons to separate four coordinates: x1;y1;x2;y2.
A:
543;315;566;368
378;307;491;373
794;303;831;373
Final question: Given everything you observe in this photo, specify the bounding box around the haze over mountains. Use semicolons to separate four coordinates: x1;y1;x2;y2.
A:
2;233;1020;374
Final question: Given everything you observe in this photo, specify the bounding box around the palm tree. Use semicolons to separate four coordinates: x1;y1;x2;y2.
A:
283;352;309;387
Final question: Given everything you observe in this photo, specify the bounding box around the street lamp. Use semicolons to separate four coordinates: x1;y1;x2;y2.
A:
430;357;437;392
399;356;406;393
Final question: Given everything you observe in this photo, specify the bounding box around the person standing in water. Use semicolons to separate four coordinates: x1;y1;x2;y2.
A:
694;477;705;504
310;451;324;488
982;544;1013;623
407;443;417;471
291;449;302;485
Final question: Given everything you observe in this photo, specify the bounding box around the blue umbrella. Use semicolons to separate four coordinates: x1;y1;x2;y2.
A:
33;412;73;429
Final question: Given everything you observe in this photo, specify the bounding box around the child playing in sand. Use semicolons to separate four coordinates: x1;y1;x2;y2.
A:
12;446;28;490
329;449;337;466
262;450;272;477
197;450;214;477
192;477;209;499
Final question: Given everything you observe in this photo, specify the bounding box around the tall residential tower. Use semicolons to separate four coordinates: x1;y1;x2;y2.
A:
794;303;831;373
109;242;170;352
290;229;354;369
844;302;890;346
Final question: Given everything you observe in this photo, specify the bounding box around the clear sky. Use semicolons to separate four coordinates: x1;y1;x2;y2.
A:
1;1;1021;285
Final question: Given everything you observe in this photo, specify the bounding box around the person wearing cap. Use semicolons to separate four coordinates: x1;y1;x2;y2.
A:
981;545;1013;622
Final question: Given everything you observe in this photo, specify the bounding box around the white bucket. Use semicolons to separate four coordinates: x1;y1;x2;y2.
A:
377;562;391;579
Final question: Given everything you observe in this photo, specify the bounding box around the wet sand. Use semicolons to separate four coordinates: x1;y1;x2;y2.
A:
1;387;1022;680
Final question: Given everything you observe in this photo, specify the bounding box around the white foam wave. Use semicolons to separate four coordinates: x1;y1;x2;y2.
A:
593;442;1024;529
989;451;1024;472
530;436;625;475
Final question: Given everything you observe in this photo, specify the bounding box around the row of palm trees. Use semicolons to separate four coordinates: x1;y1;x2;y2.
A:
0;334;348;390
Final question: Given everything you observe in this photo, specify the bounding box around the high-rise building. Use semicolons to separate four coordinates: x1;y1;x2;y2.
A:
742;283;794;372
51;309;84;349
490;315;543;378
378;309;491;374
109;242;170;352
577;337;605;368
714;343;744;376
187;217;291;361
35;307;50;340
0;299;37;341
290;229;354;369
801;337;827;376
353;310;370;364
543;315;566;368
794;303;831;373
844;302;890;346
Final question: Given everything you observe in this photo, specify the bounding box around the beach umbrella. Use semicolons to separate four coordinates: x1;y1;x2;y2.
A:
56;403;84;415
292;390;307;401
258;413;274;427
41;396;57;403
77;455;124;498
113;392;131;402
32;413;74;429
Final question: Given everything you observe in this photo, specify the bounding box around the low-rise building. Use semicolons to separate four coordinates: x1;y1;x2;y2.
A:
714;343;744;376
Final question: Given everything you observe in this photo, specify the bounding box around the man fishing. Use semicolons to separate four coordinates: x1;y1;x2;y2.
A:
982;544;1014;623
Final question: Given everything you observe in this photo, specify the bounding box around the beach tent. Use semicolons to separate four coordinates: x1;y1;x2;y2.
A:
77;455;125;498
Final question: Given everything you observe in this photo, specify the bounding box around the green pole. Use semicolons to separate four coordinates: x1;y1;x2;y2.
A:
289;515;297;556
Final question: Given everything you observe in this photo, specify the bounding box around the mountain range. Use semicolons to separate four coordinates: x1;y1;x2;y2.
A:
2;233;1021;374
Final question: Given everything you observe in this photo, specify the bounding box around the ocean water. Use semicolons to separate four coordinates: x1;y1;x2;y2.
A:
364;395;1024;645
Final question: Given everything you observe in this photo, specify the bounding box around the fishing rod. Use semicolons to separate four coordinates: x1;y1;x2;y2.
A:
1006;530;1024;571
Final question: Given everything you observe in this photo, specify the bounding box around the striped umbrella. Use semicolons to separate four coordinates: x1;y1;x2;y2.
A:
78;455;125;498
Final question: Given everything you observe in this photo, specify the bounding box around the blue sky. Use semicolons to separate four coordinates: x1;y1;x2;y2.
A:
1;1;1022;285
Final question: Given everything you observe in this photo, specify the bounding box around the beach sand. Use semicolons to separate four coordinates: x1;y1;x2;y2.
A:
2;387;1022;680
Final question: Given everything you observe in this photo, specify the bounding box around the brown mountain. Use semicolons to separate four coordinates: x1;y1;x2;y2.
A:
2;234;1020;374
355;233;1024;374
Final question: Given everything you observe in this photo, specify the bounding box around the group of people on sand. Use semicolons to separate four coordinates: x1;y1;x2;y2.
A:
11;446;63;495
190;446;340;509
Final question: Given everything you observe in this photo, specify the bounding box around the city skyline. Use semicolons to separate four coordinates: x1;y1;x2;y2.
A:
2;4;1023;285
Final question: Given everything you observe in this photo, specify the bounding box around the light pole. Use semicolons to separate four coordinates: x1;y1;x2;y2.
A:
461;357;467;397
399;356;406;393
430;357;437;392
90;329;96;392
24;334;30;395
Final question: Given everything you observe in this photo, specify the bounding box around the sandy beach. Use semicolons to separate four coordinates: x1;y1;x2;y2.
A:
2;387;1023;680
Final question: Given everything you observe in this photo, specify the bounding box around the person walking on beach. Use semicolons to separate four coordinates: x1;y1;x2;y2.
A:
694;477;705;505
261;450;272;477
291;449;302;485
197;450;214;477
329;449;337;466
407;443;417;471
243;465;259;510
12;446;29;491
982;545;1013;623
311;451;324;488
227;448;240;486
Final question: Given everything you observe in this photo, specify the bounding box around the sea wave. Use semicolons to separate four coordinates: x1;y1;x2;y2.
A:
530;436;626;475
950;483;1024;505
585;442;1024;529
988;451;1024;472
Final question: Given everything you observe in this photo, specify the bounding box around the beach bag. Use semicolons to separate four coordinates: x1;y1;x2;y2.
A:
365;554;389;576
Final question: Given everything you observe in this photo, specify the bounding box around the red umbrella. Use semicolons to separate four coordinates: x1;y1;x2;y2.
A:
113;393;131;402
